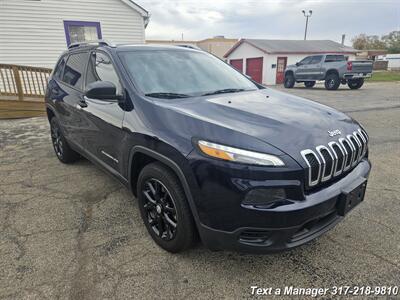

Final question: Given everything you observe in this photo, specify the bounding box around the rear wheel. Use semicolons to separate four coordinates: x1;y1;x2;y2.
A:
304;81;316;88
284;73;295;88
137;162;196;253
50;117;80;163
347;78;364;89
324;73;340;90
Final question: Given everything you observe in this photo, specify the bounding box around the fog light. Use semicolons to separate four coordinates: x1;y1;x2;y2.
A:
242;188;286;207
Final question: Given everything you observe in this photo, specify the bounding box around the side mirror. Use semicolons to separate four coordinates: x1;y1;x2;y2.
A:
85;81;117;100
296;62;300;66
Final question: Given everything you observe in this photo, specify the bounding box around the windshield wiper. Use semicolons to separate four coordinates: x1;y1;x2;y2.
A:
145;92;190;99
202;88;245;96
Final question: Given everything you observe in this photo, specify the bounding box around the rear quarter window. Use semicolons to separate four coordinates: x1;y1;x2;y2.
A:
53;56;66;80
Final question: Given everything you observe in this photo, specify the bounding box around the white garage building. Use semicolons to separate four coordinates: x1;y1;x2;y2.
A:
224;39;359;85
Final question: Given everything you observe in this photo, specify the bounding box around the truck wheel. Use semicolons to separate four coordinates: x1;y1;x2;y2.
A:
324;73;340;90
137;162;197;253
50;117;80;163
304;81;316;88
347;78;364;89
284;73;295;88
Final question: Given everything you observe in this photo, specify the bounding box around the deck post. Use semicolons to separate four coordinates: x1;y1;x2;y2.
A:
12;65;24;101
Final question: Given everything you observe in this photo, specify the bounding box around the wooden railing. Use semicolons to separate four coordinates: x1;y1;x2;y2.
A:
0;64;52;101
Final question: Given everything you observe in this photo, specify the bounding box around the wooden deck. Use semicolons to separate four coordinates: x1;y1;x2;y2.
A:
0;64;51;119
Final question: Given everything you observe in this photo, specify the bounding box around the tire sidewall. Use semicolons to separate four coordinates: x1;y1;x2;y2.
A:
325;73;340;90
348;78;364;89
284;74;295;88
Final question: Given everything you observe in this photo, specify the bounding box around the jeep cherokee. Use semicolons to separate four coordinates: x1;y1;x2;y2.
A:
45;41;371;253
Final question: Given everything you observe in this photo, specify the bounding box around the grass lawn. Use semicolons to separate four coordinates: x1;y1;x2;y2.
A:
368;71;400;82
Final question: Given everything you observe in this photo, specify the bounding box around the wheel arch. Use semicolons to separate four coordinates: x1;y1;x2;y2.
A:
46;104;56;122
128;146;201;225
325;69;339;78
284;70;294;77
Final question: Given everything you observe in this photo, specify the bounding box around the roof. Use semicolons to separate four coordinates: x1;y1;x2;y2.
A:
224;39;359;57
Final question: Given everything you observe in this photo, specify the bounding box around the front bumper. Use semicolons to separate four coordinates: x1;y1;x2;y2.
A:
188;156;371;253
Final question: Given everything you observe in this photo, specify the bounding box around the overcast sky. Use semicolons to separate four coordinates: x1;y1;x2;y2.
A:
139;0;399;45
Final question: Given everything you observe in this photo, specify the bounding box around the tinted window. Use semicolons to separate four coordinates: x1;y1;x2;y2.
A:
54;56;66;79
310;55;322;64
299;56;312;65
86;51;121;94
62;52;89;89
119;50;257;97
325;55;345;62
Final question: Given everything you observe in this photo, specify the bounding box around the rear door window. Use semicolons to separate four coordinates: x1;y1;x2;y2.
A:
325;55;345;62
62;52;89;89
310;55;323;64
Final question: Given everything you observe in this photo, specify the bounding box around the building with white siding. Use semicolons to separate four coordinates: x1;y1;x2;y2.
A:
224;39;359;85
0;0;149;68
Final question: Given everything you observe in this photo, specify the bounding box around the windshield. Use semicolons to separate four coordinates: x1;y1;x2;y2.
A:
118;50;258;98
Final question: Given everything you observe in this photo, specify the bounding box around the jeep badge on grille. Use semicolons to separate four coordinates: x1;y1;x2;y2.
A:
328;129;341;137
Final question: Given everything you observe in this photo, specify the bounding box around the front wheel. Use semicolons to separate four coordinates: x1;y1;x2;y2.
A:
137;162;197;253
304;81;316;88
347;78;364;89
324;73;340;90
284;73;295;88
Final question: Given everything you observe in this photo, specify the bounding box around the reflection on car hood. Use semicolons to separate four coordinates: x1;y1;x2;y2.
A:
157;88;361;162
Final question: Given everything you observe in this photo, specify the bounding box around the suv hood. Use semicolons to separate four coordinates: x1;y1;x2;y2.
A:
151;89;361;163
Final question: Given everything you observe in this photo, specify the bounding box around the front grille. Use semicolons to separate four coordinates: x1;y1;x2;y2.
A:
301;128;368;189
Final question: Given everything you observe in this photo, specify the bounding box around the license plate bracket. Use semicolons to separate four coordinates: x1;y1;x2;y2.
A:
337;179;367;216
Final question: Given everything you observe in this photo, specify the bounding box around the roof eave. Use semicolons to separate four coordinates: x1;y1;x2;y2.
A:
120;0;150;19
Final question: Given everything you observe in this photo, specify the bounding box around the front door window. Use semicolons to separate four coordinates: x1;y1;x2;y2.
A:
63;21;102;46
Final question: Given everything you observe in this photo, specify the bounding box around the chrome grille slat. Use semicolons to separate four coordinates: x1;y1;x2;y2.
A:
301;128;368;189
328;141;345;176
316;145;334;182
301;149;321;187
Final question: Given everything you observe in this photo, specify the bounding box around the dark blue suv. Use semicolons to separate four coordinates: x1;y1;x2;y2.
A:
45;41;371;253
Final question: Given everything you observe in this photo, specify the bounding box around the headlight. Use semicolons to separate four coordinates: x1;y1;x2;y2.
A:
197;140;285;166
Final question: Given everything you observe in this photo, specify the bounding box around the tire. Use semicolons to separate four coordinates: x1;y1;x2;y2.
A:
137;162;196;253
304;81;316;88
284;73;295;88
324;73;340;90
347;78;364;89
50;117;80;163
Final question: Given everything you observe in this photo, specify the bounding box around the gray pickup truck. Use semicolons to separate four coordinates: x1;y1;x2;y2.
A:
284;54;373;90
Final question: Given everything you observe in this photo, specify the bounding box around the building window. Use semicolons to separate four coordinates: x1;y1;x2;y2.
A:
63;20;102;46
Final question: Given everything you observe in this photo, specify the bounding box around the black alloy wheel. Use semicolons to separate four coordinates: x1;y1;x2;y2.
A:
137;162;197;253
142;178;178;241
50;117;80;163
51;122;64;159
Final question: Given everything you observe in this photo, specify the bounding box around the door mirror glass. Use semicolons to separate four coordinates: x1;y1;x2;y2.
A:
296;62;300;66
85;81;117;100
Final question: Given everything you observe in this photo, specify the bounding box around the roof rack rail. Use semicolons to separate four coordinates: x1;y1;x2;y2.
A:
68;40;115;49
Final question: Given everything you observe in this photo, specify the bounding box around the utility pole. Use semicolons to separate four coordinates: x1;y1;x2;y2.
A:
302;10;312;40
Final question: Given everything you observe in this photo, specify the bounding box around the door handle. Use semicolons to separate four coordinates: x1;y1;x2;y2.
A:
78;98;88;108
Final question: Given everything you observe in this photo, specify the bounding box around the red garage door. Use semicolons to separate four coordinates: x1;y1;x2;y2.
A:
230;59;243;72
246;57;263;84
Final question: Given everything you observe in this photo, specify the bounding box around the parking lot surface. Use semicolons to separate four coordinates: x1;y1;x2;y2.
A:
0;82;399;299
